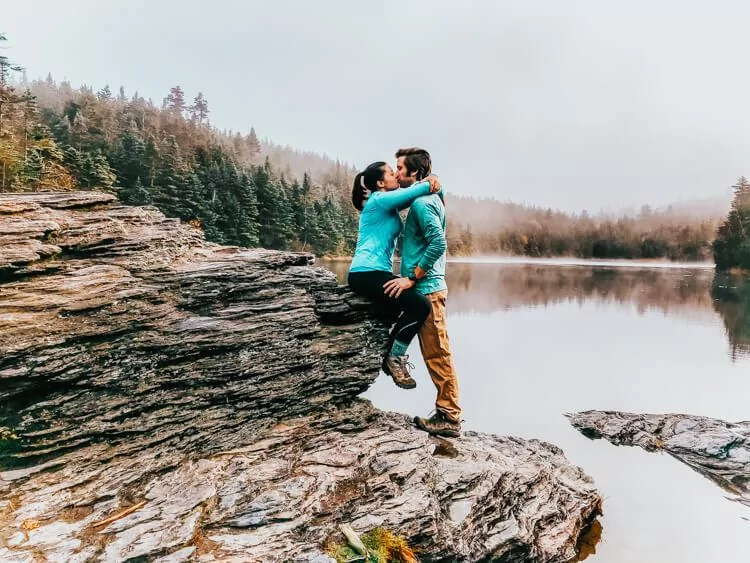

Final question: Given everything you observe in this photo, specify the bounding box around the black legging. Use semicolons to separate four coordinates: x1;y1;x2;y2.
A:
348;270;431;351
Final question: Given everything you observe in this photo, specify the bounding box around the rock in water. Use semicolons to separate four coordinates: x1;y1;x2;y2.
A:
0;192;601;562
568;410;750;506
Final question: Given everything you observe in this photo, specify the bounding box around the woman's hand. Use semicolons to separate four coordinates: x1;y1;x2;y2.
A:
425;175;441;193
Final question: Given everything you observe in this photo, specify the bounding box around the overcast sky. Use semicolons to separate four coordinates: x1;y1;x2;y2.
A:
4;1;748;211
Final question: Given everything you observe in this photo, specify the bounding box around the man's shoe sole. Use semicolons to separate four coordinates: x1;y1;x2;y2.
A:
382;358;416;389
414;416;460;438
391;376;416;390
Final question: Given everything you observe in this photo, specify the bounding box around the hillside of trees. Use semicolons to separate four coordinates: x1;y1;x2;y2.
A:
0;33;729;263
0;34;358;256
445;194;723;261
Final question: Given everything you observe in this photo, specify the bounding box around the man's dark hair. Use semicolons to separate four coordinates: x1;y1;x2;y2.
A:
395;147;431;181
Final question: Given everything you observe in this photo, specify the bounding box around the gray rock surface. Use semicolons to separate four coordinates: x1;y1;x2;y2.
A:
0;192;601;561
568;410;750;506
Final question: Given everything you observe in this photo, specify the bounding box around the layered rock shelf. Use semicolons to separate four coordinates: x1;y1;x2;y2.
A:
0;192;601;562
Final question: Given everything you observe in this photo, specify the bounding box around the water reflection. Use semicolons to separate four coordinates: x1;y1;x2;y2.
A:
319;259;750;361
711;273;750;361
446;263;713;316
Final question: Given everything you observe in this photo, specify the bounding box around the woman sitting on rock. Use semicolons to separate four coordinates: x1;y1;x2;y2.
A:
347;161;440;389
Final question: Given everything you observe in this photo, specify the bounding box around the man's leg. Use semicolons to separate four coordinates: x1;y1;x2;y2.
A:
414;290;462;436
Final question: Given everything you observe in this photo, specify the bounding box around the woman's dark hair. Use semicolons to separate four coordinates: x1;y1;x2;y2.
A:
351;161;387;211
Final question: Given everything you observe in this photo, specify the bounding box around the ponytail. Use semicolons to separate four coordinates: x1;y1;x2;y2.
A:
351;161;387;211
352;172;367;210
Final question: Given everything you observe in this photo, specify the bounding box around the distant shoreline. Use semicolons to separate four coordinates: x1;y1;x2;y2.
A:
448;256;716;269
317;255;716;270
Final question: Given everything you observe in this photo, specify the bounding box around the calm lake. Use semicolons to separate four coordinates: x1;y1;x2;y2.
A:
319;258;750;563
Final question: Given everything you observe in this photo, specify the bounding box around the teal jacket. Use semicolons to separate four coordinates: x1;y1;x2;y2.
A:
349;180;434;274
400;193;447;295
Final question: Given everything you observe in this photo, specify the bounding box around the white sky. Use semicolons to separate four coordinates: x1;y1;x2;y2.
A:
4;0;748;212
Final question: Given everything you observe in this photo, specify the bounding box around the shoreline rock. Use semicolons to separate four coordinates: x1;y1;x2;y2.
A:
567;410;750;507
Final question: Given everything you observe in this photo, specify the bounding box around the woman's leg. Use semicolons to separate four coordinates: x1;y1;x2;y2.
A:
348;270;401;321
348;271;430;388
387;286;431;354
348;270;397;301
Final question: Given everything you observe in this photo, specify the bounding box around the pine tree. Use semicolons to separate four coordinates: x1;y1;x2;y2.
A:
114;127;142;175
20;89;39;162
97;85;112;101
19;128;75;190
163;86;186;116
274;173;296;247
324;195;347;255
255;160;294;248
120;176;152;206
152;136;190;218
0;34;24;144
289;173;316;250
246;127;261;158
237;171;260;247
64;147;116;190
189;92;209;125
714;177;750;270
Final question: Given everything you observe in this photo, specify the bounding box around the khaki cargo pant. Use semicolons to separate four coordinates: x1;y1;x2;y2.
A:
418;290;462;423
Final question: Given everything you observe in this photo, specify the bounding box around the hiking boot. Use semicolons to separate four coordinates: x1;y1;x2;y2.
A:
381;355;417;389
414;410;461;438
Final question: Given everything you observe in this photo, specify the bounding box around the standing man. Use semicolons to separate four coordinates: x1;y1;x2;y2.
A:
383;147;462;438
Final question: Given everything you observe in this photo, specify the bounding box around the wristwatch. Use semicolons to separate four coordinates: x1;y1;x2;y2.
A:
407;273;418;282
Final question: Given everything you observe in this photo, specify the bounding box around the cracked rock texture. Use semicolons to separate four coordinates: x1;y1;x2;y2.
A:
0;192;601;562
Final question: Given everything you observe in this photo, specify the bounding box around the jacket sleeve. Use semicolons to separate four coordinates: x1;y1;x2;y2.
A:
413;199;447;272
374;180;442;211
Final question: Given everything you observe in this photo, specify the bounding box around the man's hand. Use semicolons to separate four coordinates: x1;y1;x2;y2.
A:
425;175;441;193
414;266;426;279
383;277;415;298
